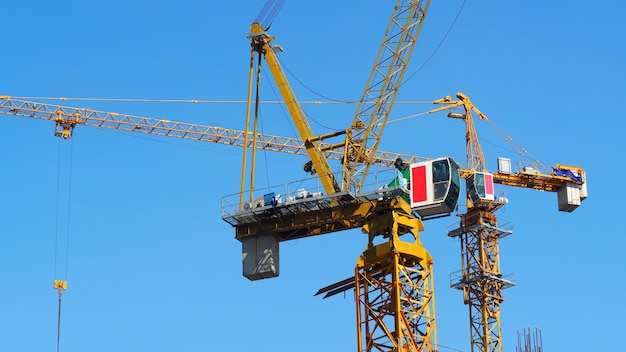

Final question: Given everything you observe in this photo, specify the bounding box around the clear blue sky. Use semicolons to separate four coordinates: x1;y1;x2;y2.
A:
2;1;624;351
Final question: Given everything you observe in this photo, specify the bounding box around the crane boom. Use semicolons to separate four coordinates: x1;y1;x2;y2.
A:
1;95;585;196
0;97;429;166
344;0;430;193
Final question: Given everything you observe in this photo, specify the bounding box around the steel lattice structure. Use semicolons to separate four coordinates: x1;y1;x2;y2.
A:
356;209;437;352
448;205;515;352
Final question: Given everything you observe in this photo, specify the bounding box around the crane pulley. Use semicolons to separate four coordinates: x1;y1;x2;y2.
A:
53;280;67;352
245;0;432;196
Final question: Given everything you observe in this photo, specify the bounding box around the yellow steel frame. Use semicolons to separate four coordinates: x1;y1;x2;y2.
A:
232;195;411;242
442;91;510;352
356;209;437;352
247;23;339;195
0;96;584;193
0;96;427;165
449;207;514;352
344;0;430;193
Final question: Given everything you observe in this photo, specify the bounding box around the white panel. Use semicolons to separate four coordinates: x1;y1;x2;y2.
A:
497;157;512;174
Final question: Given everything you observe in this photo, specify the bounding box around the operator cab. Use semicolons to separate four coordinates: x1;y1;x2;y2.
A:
467;172;495;205
408;157;461;218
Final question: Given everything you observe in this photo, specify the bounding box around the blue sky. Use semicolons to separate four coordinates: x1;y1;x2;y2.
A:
1;1;625;351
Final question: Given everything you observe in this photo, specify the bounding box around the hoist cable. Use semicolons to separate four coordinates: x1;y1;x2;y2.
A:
56;292;63;352
64;139;75;279
53;138;74;352
11;96;418;105
402;0;467;84
54;140;62;279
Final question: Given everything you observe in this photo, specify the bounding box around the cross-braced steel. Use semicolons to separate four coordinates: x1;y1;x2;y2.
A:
448;206;515;352
356;211;437;352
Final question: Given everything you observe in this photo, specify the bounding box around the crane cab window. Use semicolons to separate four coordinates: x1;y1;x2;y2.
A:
433;159;450;201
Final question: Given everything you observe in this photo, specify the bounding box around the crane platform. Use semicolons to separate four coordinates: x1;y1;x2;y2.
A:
220;172;414;281
221;181;410;241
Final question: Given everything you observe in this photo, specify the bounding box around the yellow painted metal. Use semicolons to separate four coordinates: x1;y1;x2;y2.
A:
248;52;263;203
443;91;510;351
233;195;412;242
0;96;430;166
248;22;339;195
432;93;587;192
0;96;585;195
438;92;549;175
435;92;487;173
53;280;67;292
0;4;588;351
356;209;436;352
439;91;576;352
343;0;431;193
449;208;513;352
240;49;256;209
1;91;586;352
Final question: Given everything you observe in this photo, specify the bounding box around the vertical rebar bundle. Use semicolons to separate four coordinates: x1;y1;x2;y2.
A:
515;327;543;352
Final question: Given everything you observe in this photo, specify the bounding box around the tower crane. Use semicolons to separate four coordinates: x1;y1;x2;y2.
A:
0;2;587;352
429;92;586;352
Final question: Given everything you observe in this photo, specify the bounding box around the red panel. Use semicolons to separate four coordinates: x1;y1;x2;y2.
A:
485;173;494;196
411;165;427;203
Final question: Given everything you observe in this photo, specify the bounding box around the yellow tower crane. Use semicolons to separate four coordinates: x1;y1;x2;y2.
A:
0;2;588;352
427;92;586;352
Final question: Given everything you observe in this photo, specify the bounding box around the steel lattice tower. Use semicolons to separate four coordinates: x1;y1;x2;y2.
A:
448;204;515;352
356;210;437;352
